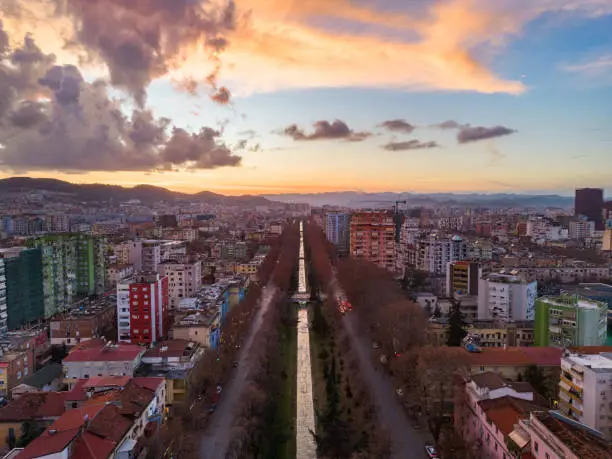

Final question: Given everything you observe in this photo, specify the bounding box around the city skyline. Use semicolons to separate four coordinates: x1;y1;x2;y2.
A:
0;1;611;195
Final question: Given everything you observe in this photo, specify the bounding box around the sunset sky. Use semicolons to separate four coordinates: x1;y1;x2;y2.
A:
0;0;611;195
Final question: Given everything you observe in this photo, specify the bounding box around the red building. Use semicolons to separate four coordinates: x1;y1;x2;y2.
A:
349;211;396;271
117;273;169;345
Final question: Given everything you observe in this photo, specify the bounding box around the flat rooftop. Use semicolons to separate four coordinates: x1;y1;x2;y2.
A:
564;353;612;371
539;295;605;310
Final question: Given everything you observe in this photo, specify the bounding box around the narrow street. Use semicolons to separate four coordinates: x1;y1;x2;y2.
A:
199;285;278;459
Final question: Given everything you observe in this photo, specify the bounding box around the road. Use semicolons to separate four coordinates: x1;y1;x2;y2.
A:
328;271;430;459
199;285;278;459
342;314;431;459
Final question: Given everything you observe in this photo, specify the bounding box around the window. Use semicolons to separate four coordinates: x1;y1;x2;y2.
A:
534;442;539;453
545;454;550;459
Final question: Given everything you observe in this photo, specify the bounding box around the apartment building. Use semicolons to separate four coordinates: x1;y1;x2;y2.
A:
414;233;470;275
478;271;537;321
324;212;351;256
49;295;117;346
0;345;35;398
62;339;145;380
28;234;106;318
350;211;396;271
569;220;595;240
446;260;490;296
535;296;607;347
558;351;612;439
159;259;202;309
142;240;161;272
115;240;143;271
117;273;169;345
106;263;135;288
0;247;44;332
428;320;534;347
171;310;221;349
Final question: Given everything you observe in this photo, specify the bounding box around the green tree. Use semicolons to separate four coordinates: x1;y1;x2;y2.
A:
446;299;467;346
17;420;44;447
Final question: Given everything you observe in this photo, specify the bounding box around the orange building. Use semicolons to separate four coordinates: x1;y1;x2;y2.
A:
349;211;396;271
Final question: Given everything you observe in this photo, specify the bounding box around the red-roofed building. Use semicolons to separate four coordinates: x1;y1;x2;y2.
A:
13;377;165;459
465;346;563;381
0;392;66;450
63;340;145;383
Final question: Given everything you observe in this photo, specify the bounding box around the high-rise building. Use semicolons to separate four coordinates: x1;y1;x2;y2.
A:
569;220;595;240
575;188;604;229
415;233;470;275
534;295;607;347
559;352;612;439
325;212;351;256
28;234;107;317
0;247;44;331
446;261;490;296
117;273;169;345
159;260;202;309
349;211;396;271
477;271;537;321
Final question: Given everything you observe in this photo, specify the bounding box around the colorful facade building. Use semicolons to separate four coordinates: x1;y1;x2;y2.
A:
117;273;169;345
28;234;107;318
534;295;607;347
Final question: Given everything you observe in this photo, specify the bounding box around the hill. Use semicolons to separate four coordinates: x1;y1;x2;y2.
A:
0;177;274;207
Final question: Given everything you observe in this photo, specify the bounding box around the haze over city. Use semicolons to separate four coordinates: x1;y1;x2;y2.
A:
0;0;611;195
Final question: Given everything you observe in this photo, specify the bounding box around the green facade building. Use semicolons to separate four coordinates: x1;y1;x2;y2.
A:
534;295;607;347
28;234;107;317
1;248;45;330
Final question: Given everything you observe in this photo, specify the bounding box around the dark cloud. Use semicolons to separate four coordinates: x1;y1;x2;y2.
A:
433;120;463;129
0;28;241;172
379;119;415;133
282;119;371;142
42;0;238;105
457;125;517;143
383;140;439;151
8;101;48;128
210;86;231;105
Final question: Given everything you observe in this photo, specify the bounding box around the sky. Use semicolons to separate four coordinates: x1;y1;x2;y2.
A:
0;0;611;196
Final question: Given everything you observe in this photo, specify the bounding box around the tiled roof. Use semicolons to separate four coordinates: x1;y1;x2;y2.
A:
83;376;131;388
465;347;562;367
478;396;541;436
62;379;89;402
131;377;164;393
16;403;132;459
0;392;65;421
535;411;612;459
64;341;144;363
471;372;506;390
569;345;612;355
143;339;194;358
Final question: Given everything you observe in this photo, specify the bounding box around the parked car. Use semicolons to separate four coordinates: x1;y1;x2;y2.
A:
232;361;239;368
424;444;439;458
208;404;217;414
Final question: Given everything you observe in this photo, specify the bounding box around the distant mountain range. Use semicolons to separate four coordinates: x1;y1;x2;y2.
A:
263;191;575;209
0;178;576;209
0;177;275;207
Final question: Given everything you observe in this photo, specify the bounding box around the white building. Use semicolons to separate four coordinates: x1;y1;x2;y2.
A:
416;233;470;275
559;352;612;439
477;271;537;321
569;220;595;240
106;263;135;288
159;260;202;309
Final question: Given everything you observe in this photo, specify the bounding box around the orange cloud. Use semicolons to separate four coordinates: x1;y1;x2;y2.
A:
4;0;612;97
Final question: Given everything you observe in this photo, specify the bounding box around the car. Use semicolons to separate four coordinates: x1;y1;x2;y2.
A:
208;404;217;414
232;361;239;368
412;423;421;430
424;445;439;458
